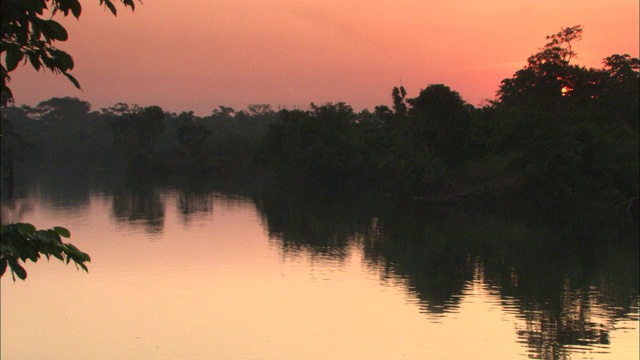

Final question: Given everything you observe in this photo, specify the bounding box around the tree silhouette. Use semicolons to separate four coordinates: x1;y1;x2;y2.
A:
492;25;639;205
392;86;407;116
407;84;472;165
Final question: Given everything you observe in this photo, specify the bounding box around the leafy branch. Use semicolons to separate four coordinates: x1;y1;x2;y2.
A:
1;0;137;106
1;223;91;281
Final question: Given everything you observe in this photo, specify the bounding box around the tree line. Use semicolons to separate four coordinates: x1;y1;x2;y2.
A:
1;99;279;176
2;26;639;212
256;26;638;213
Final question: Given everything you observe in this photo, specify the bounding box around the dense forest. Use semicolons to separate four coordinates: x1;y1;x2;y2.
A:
2;26;638;219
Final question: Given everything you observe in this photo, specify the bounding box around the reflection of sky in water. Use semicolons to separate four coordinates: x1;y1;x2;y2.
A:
1;187;638;360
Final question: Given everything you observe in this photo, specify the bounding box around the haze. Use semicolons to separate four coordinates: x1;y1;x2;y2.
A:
8;0;640;115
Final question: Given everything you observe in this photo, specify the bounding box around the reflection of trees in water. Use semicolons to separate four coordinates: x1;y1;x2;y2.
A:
513;284;614;360
481;227;639;360
0;198;34;224
1;165;103;222
20;165;94;209
362;210;478;314
256;194;481;311
177;191;214;226
374;211;638;359
108;173;258;234
254;191;373;261
178;191;213;215
256;192;639;359
111;182;165;234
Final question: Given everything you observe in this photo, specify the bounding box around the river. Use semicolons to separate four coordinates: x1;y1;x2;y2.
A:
1;169;638;359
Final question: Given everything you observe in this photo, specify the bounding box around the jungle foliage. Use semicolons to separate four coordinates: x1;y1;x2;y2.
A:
3;26;639;210
257;26;638;213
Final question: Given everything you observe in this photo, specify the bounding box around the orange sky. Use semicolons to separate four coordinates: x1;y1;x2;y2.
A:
7;0;640;116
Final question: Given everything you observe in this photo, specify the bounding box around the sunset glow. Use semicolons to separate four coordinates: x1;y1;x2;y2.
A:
7;0;640;115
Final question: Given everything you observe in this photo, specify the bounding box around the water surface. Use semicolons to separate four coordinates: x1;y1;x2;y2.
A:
1;172;638;359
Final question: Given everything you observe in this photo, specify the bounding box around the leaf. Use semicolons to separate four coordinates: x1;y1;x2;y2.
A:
54;226;71;238
28;53;42;71
0;259;7;276
66;243;83;256
71;1;82;18
79;262;88;272
53;50;74;71
64;73;81;90
26;248;40;262
44;229;62;243
45;20;69;41
5;46;24;72
10;261;27;280
124;0;136;11
17;223;36;235
105;1;117;16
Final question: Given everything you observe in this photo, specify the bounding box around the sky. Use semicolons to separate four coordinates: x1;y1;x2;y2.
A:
7;0;640;116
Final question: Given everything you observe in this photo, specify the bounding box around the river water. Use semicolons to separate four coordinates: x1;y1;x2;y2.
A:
1;170;638;359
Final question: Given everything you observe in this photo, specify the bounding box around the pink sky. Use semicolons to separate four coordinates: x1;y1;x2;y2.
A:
7;0;640;116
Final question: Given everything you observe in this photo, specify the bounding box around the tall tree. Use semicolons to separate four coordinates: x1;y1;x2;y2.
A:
497;25;583;107
392;86;407;116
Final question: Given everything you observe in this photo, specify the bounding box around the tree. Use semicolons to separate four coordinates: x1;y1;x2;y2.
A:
109;105;166;169
247;104;273;116
601;54;640;131
1;0;136;280
407;84;472;164
392;86;407;116
30;96;91;119
491;25;639;202
543;25;582;63
212;106;235;120
176;111;211;170
497;25;583;107
256;102;368;189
